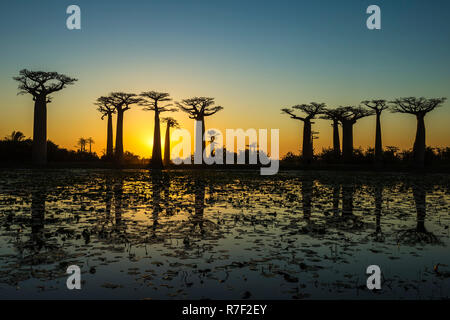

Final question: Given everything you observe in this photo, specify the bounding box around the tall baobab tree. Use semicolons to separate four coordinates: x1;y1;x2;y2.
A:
335;106;374;163
281;103;325;163
108;92;142;163
140;91;176;168
321;108;347;159
95;96;116;159
13;69;77;164
390;97;447;167
161;117;180;166
362;99;389;162
176;97;223;163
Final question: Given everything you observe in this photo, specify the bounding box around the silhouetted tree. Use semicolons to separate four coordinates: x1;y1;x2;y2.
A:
161;117;180;166
390;97;447;167
108;92;142;163
5;131;26;142
77;137;87;152
321;108;347;159
282;103;325;163
86;137;94;153
140;91;176;169
335;106;374;163
96;96;116;159
176;97;223;163
13;69;77;164
362;100;389;162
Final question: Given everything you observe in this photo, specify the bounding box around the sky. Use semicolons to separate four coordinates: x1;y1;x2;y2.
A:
0;0;449;158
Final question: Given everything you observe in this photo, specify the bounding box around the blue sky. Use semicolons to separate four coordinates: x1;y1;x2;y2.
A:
0;0;449;156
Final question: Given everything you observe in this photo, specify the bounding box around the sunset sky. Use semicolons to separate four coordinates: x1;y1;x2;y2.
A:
0;0;449;158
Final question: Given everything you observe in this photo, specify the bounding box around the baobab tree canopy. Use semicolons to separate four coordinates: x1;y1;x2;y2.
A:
140;91;176;112
361;99;389;114
162;117;180;128
109;92;143;110
13;69;77;100
390;97;446;116
335;106;374;123
281;102;325;121
320;108;347;121
176;97;223;119
95;96;116;119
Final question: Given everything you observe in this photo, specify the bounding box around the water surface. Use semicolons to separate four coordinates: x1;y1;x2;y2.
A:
0;169;449;299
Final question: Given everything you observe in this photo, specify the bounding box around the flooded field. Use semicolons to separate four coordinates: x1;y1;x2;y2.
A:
0;169;449;299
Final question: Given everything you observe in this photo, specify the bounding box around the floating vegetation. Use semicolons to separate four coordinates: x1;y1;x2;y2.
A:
0;169;449;299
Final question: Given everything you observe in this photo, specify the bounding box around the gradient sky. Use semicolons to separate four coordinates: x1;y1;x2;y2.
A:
0;0;449;158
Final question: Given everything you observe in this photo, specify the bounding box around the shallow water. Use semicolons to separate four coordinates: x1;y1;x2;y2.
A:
0;169;449;299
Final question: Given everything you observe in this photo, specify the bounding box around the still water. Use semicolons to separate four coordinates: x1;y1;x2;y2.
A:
0;169;449;299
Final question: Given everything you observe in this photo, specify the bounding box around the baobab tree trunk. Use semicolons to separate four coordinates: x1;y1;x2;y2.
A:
152;111;163;168
106;113;114;159
115;111;124;162
201;117;206;164
164;124;170;166
413;114;426;167
32;96;47;165
342;120;354;163
332;120;340;158
302;120;313;163
374;112;382;162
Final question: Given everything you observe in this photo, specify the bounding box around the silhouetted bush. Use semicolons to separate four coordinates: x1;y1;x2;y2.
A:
0;138;99;163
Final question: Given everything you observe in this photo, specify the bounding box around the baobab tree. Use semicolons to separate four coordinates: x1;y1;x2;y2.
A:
281;103;325;163
161;117;180;166
321;108;347;159
13;69;77;164
390;97;447;167
335;106;374;163
108;92;142;163
140;91;176;168
176;97;223;163
362;99;389;162
95;96;116;159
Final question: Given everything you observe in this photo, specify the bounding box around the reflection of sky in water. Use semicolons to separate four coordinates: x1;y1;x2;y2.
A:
0;169;449;299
